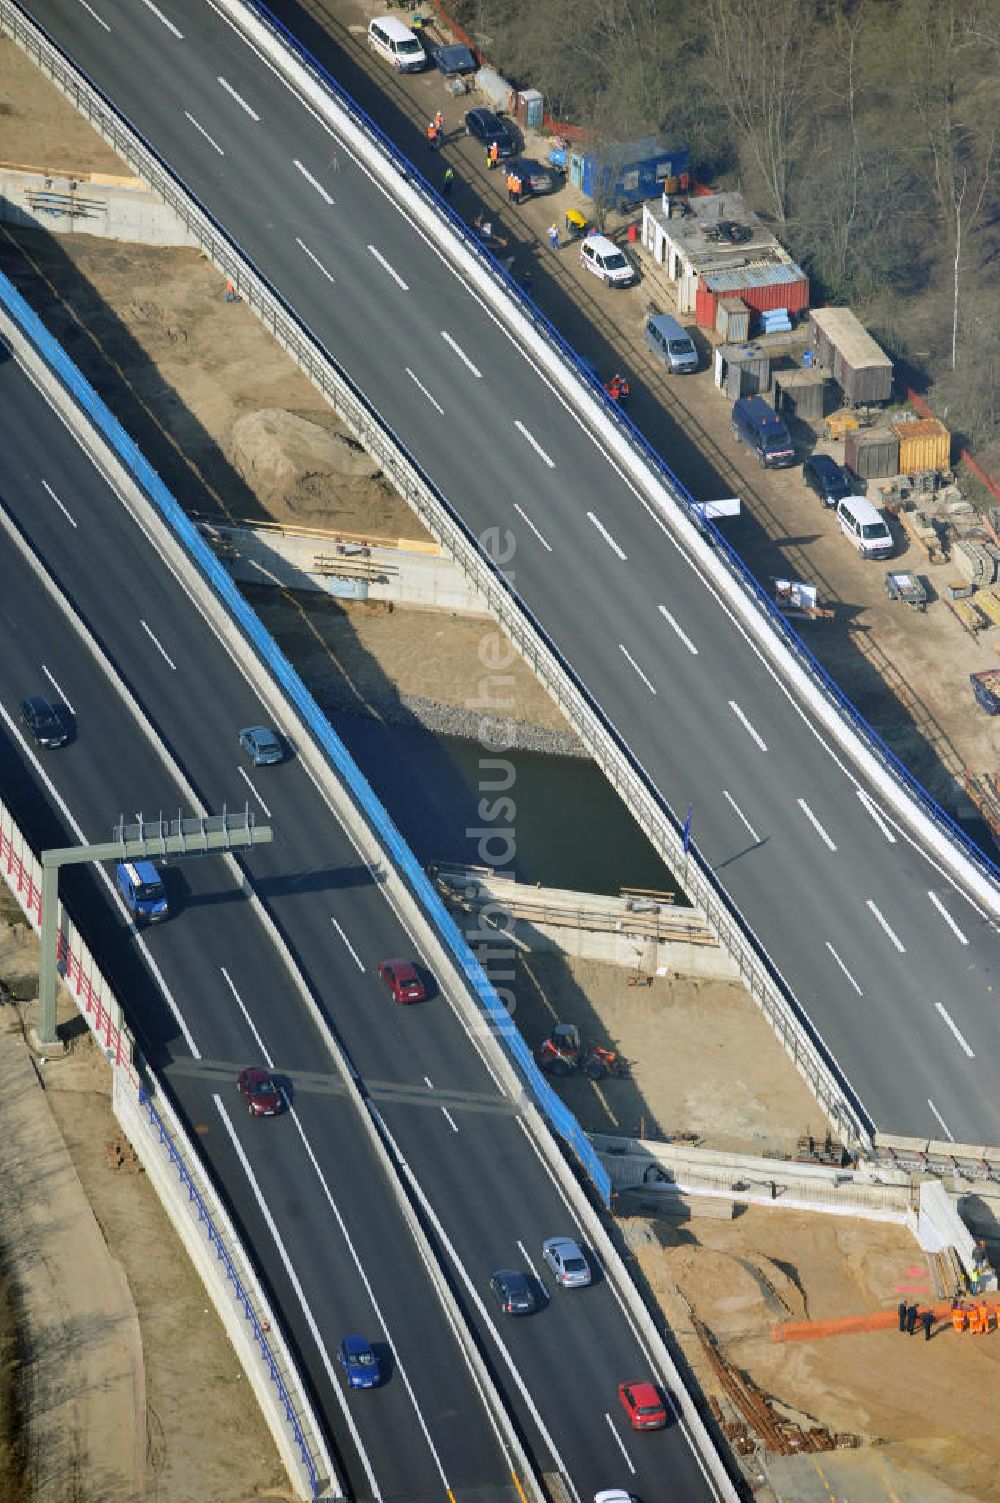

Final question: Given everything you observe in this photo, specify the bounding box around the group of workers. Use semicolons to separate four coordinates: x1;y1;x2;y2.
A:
897;1298;998;1338
950;1300;996;1334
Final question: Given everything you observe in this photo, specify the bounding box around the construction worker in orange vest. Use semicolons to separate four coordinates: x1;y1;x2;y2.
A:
507;171;523;204
488;140;499;169
434;109;445;135
426;120;439;150
968;1304;985;1334
951;1302;967;1333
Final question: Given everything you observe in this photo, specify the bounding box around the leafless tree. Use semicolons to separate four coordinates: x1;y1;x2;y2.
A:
899;0;999;367
703;0;815;223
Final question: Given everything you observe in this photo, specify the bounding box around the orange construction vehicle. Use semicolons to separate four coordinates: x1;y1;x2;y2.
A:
536;1023;627;1080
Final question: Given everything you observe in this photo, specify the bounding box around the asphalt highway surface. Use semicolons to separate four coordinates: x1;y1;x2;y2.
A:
22;0;1000;1149
0;315;723;1497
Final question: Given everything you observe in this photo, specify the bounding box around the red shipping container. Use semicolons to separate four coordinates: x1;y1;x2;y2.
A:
738;278;810;316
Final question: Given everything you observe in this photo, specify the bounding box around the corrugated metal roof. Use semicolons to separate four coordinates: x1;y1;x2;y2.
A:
705;262;807;293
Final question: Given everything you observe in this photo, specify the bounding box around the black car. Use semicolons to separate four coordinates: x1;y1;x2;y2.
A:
803;453;853;507
507;157;556;195
464;108;518;158
489;1269;536;1315
432;42;476;76
20;694;68;748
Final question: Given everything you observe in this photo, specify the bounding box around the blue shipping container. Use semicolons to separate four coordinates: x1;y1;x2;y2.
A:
570;136;689;205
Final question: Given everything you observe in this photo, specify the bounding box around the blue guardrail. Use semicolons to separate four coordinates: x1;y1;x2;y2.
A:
138;1088;318;1495
0;269;611;1202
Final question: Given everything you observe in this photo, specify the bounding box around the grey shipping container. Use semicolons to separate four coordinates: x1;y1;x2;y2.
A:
809;307;893;406
845;426;899;479
773;370;828;421
716;296;750;343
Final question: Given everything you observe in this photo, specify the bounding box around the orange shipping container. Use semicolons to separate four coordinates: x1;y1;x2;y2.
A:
889;416;950;474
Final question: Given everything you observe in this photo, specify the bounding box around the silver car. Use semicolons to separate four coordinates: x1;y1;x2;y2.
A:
542;1236;591;1288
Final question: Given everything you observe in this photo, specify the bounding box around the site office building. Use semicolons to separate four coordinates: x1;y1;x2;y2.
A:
641;189;809;327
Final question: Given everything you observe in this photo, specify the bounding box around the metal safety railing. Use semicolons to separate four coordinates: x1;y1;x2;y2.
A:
138;1088;319;1495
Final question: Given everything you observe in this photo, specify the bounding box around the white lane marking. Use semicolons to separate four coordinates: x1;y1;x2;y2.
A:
658;604;698;655
217;75;260;120
0;699;201;1056
928;890;969;945
295;237;335;283
183;112;224;155
512;1119;715;1494
374;1112;581;1503
513;420;555;469
604;1413;637;1476
139;0;183;37
331;916;365;971
797;798;837;852
294;158;335;204
220;965;271;1058
424;1075;435;1090
217;971;460;1482
236;764;271;817
935;1002;975;1058
619;645;656;695
928;1098;955;1141
866;899;906;953
587;512;627;560
214;1098;384;1500
368;245;408;289
41;665;75;716
512;502;552;552
722;790;760;844
248;558;283;586
857;790;897;843
140;619;177;670
729;700;768;752
516;1239;544;1291
825;942;864;996
439;330;481;377
286;1111;457;1492
405;367;444;414
440;1106;459;1134
74;0;111;31
41;480;77;528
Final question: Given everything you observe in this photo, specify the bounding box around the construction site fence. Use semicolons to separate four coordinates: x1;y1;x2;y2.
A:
0;0;611;1204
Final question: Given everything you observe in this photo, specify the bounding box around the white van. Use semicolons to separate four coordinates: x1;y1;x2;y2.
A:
579;234;635;287
836;495;893;559
367;15;428;71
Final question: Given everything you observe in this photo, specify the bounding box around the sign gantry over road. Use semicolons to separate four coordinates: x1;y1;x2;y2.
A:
36;808;272;1046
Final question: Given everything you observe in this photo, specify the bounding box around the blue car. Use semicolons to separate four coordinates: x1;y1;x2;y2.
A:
432;42;476;76
238;725;284;766
338;1334;382;1389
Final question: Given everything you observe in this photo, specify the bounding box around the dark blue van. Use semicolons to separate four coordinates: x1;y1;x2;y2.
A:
732;395;795;468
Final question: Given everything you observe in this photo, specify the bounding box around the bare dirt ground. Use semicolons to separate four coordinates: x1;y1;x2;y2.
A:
2;23;999;1502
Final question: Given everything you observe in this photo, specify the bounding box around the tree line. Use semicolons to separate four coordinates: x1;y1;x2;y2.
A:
452;0;1000;446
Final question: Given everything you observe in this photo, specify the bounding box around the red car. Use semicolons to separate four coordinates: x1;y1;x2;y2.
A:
618;1380;667;1431
377;958;426;1004
237;1066;283;1117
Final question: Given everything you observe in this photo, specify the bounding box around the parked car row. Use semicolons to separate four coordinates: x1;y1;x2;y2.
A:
730;395;895;558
